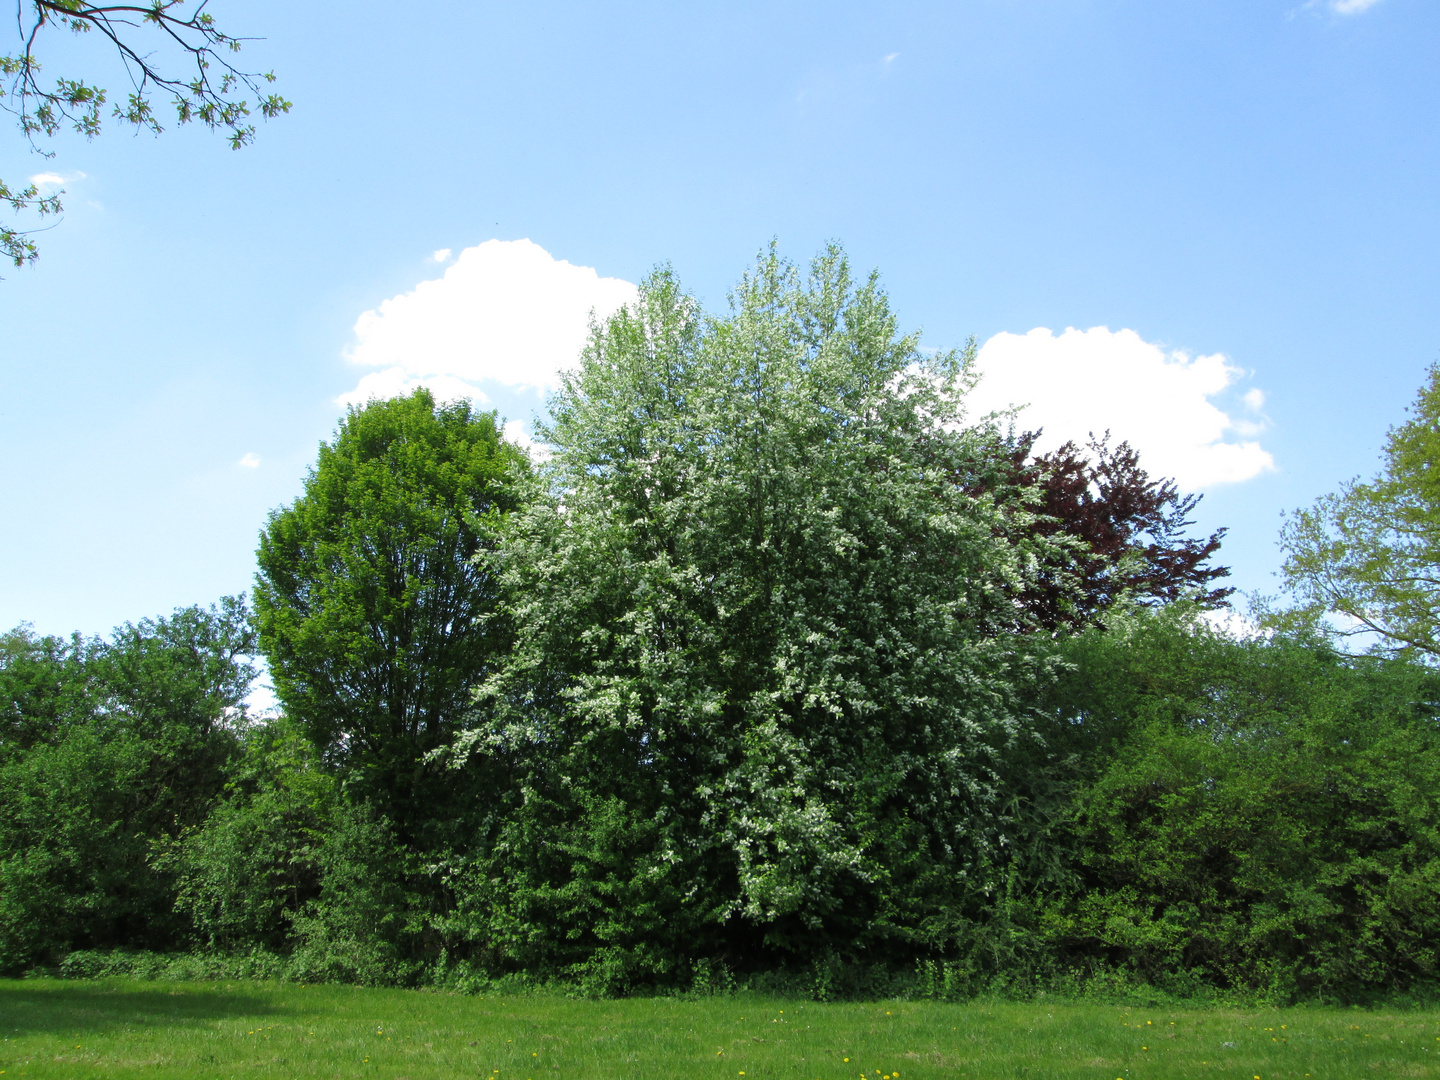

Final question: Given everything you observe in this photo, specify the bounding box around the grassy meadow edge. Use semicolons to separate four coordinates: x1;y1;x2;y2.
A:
2;978;1440;1078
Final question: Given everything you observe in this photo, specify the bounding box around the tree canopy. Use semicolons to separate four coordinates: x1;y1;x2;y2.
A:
1277;362;1440;660
444;246;1072;987
0;599;255;969
1008;432;1232;628
254;390;528;837
10;243;1440;1004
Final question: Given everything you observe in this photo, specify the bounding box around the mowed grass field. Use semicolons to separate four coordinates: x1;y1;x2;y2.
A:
1;979;1438;1079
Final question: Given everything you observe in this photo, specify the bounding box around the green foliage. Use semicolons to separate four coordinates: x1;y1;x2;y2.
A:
1277;361;1440;659
167;719;335;953
0;599;255;972
11;249;1440;1006
1035;612;1440;1000
450;246;1068;986
0;724;163;969
0;623;88;757
2;1;290;270
254;389;528;838
0;174;60;269
168;717;442;987
286;800;426;987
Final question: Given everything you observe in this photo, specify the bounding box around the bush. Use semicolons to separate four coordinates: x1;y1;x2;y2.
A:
167;719;334;952
1031;613;1440;1000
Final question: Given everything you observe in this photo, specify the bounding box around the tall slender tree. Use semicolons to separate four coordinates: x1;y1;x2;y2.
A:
254;390;527;837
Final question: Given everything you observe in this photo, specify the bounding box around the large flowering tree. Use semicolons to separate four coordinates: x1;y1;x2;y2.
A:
450;246;1069;989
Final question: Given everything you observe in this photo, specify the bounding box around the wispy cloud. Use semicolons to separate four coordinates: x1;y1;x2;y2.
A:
796;52;904;110
238;452;260;468
967;326;1274;490
1330;0;1383;13
28;170;84;190
339;239;637;407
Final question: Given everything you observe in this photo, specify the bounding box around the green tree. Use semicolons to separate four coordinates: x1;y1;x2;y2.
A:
447;246;1070;989
0;623;88;758
1277;362;1440;659
253;389;528;839
0;598;255;970
2;0;289;269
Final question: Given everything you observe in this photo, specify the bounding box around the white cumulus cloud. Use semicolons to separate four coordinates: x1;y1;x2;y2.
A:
339;239;638;407
966;326;1274;490
503;418;552;463
238;452;260;468
340;370;491;408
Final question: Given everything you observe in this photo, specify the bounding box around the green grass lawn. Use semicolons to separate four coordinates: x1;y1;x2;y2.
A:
1;978;1438;1079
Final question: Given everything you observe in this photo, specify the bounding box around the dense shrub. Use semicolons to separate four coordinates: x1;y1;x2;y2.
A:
166;718;333;952
1028;614;1440;1000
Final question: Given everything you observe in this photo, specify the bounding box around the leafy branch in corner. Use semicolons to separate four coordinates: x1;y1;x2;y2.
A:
0;173;60;266
1;0;290;268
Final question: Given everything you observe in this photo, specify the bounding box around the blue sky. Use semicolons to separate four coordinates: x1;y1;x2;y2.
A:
2;0;1436;639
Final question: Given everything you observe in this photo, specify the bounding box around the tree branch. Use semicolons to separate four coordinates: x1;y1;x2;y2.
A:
6;0;289;150
1;0;287;267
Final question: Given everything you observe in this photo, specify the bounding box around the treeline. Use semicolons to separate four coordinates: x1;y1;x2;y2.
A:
4;247;1439;1002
